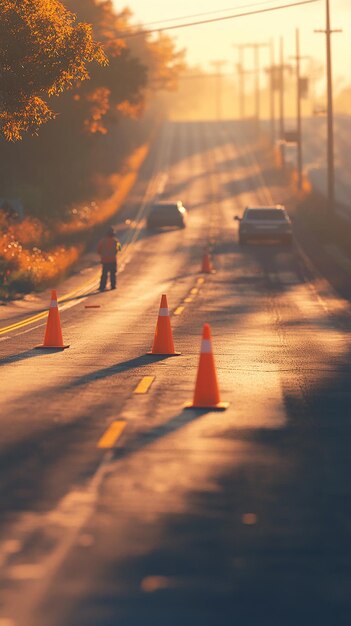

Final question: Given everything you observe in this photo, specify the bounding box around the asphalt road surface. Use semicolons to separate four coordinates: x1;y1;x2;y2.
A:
1;121;351;626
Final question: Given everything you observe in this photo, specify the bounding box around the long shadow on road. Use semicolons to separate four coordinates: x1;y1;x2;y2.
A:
69;354;175;388
0;415;102;518
57;353;351;626
0;348;66;367
115;407;211;462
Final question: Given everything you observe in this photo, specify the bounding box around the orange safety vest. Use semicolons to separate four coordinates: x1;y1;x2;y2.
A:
97;236;121;263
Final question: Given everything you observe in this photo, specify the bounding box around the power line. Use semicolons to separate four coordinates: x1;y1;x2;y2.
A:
120;0;321;38
138;0;285;28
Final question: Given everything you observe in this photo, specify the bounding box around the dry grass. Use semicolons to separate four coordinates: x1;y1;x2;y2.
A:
0;214;81;295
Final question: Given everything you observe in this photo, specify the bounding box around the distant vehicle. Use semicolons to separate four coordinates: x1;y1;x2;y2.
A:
234;205;293;245
146;201;187;230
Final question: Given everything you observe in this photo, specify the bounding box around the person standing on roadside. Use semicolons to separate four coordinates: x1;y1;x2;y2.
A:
97;226;122;291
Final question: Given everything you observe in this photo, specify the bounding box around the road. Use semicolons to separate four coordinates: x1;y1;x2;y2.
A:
1;120;351;626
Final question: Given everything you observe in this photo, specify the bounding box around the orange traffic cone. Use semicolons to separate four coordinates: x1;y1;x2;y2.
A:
201;249;214;274
35;290;70;350
185;323;228;409
149;294;180;355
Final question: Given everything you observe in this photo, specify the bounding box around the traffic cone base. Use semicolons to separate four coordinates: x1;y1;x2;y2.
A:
35;344;70;350
147;350;181;356
149;294;180;356
184;400;229;410
35;289;69;350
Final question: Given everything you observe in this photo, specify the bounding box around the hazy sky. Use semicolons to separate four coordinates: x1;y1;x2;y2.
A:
116;0;350;89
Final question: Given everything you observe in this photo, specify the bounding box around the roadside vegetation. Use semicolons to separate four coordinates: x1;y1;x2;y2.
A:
0;0;184;300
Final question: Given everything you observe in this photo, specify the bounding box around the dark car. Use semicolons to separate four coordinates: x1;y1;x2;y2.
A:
234;205;293;245
146;201;187;229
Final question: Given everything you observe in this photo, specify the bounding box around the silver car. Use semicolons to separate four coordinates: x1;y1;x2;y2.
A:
235;205;292;245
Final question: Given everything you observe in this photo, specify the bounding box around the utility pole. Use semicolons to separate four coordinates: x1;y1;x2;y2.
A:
233;44;247;119
278;38;293;169
279;37;285;141
265;40;277;145
211;60;227;120
315;0;342;214
295;29;303;191
269;38;276;145
290;29;308;191
245;43;269;127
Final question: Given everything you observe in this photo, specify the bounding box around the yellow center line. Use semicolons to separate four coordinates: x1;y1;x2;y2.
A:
98;420;127;449
134;376;155;394
0;283;96;336
190;288;199;295
197;277;205;284
0;310;49;335
0;245;136;336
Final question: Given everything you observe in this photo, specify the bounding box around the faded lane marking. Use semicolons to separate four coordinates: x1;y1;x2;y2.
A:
174;306;185;316
8;564;44;581
134;376;155;394
184;297;193;303
98;420;127;449
190;288;199;295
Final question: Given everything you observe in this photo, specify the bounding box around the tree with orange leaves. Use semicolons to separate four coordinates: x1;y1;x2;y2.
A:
0;0;107;140
0;0;186;221
63;0;185;133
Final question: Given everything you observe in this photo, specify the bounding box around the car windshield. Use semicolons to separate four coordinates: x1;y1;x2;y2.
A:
246;209;286;220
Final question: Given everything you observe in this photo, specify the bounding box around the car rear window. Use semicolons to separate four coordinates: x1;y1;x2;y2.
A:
152;204;179;215
246;209;286;220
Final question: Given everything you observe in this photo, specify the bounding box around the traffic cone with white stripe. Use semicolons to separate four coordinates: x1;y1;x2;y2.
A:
149;294;180;355
185;323;228;409
35;290;69;349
